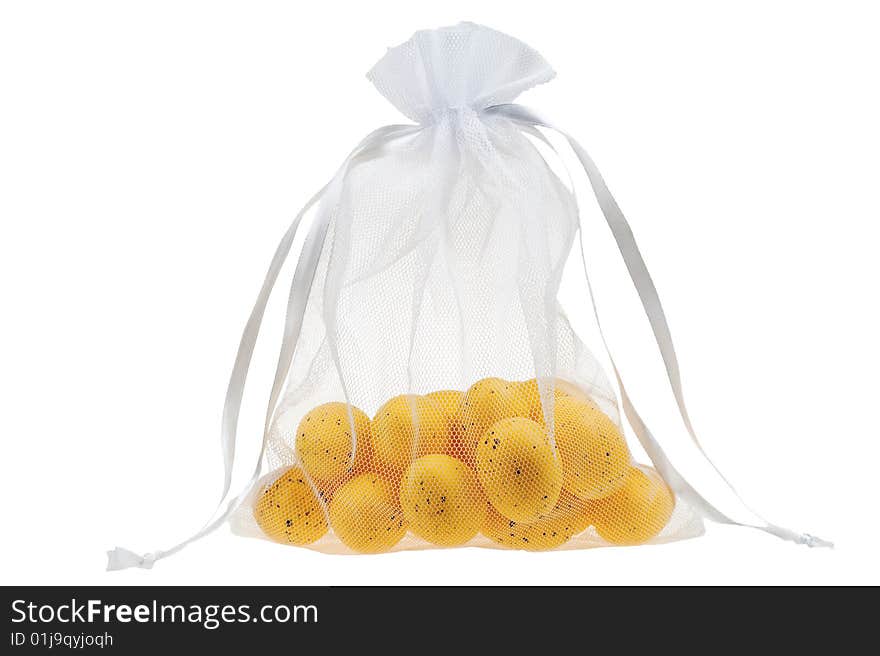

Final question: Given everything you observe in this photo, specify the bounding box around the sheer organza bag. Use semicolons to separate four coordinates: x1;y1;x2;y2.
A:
108;22;828;568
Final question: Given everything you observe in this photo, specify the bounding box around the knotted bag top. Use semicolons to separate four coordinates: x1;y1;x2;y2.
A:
367;22;555;124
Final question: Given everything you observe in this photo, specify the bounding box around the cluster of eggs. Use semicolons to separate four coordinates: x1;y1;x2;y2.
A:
253;378;675;553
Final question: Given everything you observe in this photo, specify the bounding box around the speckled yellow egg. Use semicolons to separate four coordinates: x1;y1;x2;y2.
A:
482;490;592;551
456;378;528;464
400;454;485;546
554;396;630;500
475;417;563;522
371;395;448;478
253;467;328;545
295;402;372;484
459;377;511;435
328;473;406;553
553;488;596;537
587;465;674;545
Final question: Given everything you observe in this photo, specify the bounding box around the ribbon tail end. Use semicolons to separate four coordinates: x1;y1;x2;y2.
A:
106;547;157;571
761;524;834;549
801;534;834;549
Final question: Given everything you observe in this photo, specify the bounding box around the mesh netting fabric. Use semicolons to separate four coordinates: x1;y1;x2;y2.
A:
228;23;704;554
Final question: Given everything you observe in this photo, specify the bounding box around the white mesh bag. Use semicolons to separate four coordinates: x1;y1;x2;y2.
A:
108;22;828;568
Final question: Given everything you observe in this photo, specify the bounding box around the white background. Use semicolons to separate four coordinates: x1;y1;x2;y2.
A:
1;1;878;585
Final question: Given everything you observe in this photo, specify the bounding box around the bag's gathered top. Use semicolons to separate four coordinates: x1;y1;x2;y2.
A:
108;23;829;570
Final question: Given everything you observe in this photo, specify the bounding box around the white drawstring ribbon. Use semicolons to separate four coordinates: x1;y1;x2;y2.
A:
488;103;831;548
107;124;420;570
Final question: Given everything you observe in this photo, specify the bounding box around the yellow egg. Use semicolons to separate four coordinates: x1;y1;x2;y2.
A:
475;417;563;522
459;377;510;436
426;389;473;466
553;488;596;537
554;396;630;500
253;467;328;545
587;465;675;545
328;473;407;553
295;402;372;484
482;490;593;551
425;389;464;420
456;378;528;465
399;454;486;546
371;395;448;478
554;378;594;404
513;378;571;424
